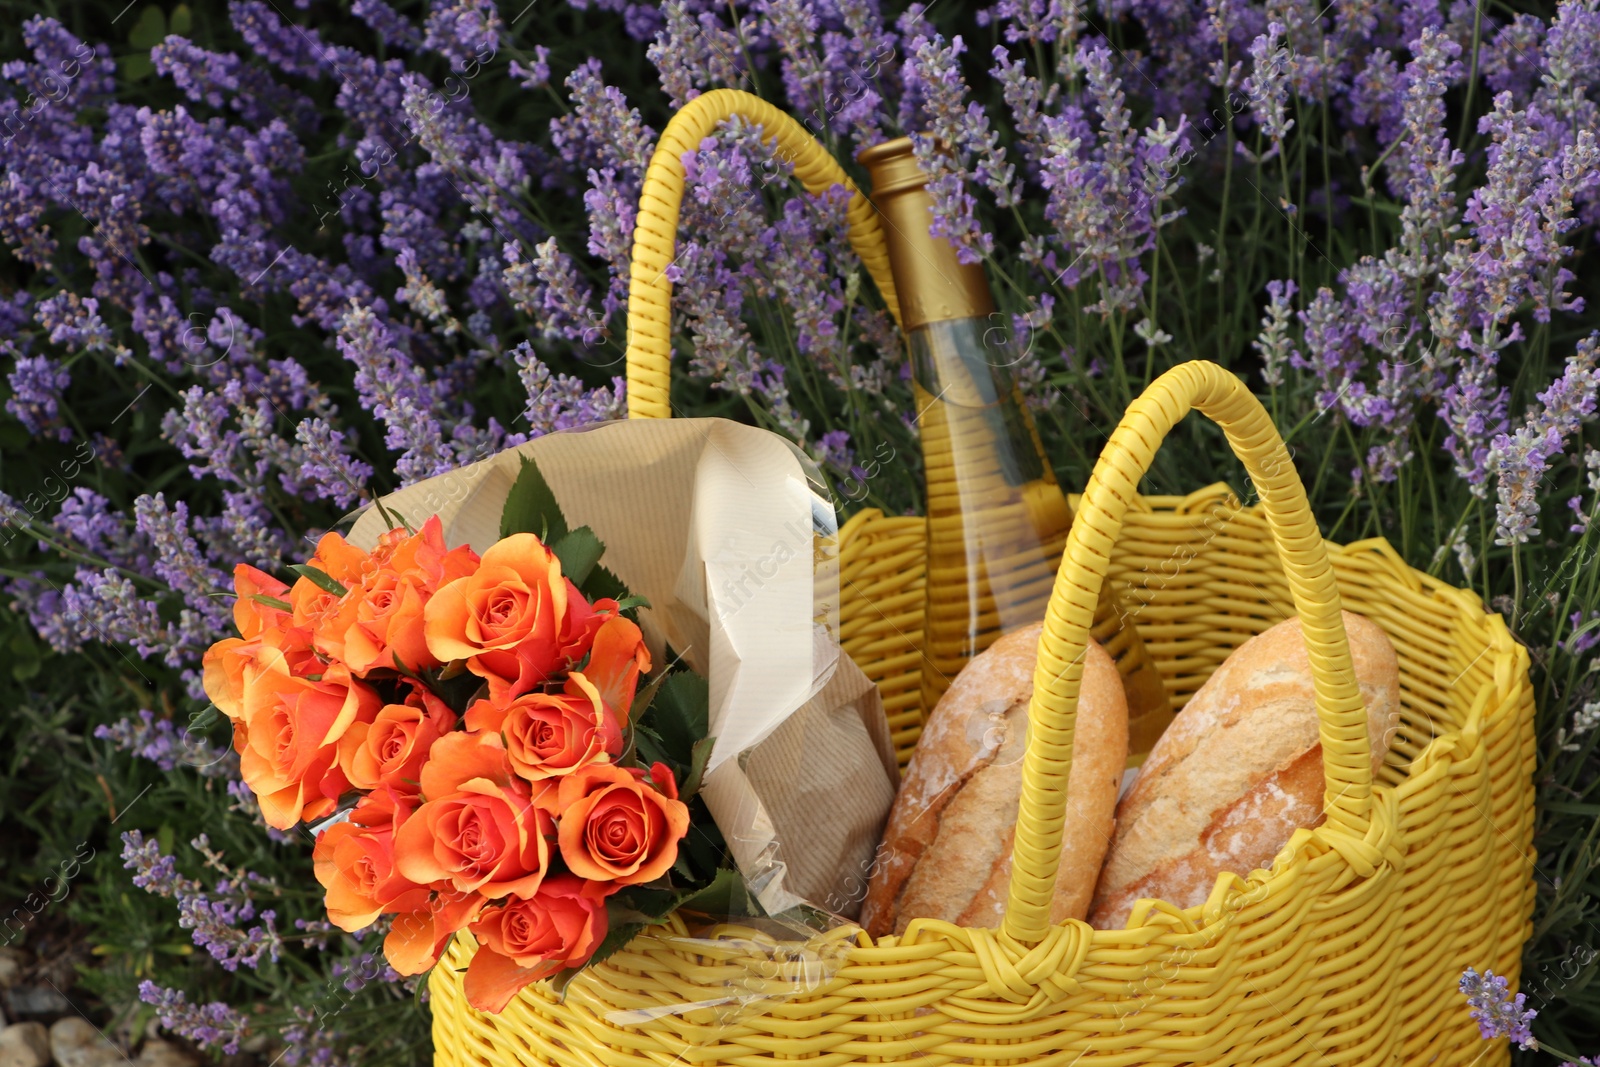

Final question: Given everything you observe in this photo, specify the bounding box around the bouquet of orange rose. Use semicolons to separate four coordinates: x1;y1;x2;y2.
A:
202;458;743;1013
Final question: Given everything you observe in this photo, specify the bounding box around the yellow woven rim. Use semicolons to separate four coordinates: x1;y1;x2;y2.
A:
623;88;901;419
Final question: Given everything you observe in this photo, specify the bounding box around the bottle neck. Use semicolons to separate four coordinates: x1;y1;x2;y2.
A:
858;137;995;332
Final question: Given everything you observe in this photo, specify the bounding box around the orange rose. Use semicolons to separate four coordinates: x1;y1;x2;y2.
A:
463;673;621;783
422;533;573;701
203;638;253;722
556;584;616;664
461;875;607;1012
338;686;457;793
203;565;300;720
370;516;479;584
575;614;651;721
237;656;382;828
556;762;689;889
384;889;484;976
232;564;292;639
289;531;371;657
312;789;430;931
393;732;555;898
415;729;523;796
335;517;481;675
325;569;425;673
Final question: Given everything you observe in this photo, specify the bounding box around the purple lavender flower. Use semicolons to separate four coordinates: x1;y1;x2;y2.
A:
900;33;1003;262
1483;14;1547;100
230;0;351;80
331;952;400;994
122;831;283;972
512;342;625;436
1348;48;1407;146
668;240;761;387
1537;0;1600;133
506;238;606;348
583;166;640;321
1441;355;1509;493
280;1005;353;1067
1394;29;1465;280
122;831;198;896
648;2;745;110
1489;335;1600;544
762;0;828;126
1037;43;1190;315
334;301;452;485
814;429;855;472
827;0;899;145
978;0;1082;45
5;354;72;441
422;0;502;73
134;494;232;632
1240;23;1293;162
199;491;288;571
551;60;656;181
509;45;552;91
394;246;459;334
990;47;1055;168
138;982;250;1055
96;709;233;777
353;0;422;50
55;490;125;556
57;568;175;662
151;36;295;123
34;292;118;355
0;173;59;267
769;190;851;372
1253;280;1297;387
291;417;373;508
1459;967;1537;1048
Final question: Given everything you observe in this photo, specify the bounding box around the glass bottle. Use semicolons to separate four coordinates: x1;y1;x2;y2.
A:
858;137;1171;749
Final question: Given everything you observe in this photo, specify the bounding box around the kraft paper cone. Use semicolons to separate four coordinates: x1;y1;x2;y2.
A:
346;418;897;919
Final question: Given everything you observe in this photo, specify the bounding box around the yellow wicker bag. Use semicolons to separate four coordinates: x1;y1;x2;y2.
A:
429;90;1536;1065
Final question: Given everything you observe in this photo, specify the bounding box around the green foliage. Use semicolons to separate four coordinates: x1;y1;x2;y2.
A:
500;456;568;544
286;565;349;598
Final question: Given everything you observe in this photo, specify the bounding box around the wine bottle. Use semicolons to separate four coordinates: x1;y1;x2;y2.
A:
858;136;1171;750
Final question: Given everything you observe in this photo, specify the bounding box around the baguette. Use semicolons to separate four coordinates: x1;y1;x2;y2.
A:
1088;610;1400;928
861;624;1128;935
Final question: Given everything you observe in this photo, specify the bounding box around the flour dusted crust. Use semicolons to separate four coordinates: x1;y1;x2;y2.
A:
859;624;1129;936
1088;610;1401;929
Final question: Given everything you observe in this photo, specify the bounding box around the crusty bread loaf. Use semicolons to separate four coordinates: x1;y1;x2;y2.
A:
1088;610;1400;929
860;624;1128;936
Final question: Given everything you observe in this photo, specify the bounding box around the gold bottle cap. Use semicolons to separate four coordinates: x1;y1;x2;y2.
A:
858;137;995;332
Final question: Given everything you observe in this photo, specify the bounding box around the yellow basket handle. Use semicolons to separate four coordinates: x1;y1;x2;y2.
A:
1002;360;1373;945
624;88;901;419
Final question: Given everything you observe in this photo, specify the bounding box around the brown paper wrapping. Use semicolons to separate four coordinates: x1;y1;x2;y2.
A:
346;418;897;919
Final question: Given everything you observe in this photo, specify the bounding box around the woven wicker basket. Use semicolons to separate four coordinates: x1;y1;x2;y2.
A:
429;90;1536;1065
